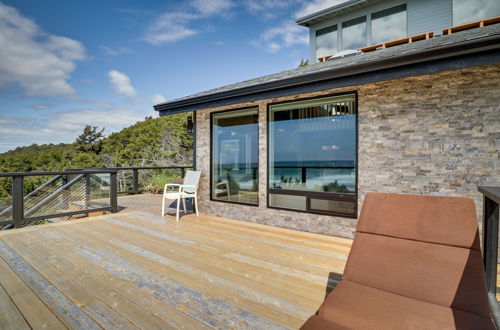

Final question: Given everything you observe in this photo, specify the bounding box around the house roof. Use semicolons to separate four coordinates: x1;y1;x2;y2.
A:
154;24;500;114
295;0;383;27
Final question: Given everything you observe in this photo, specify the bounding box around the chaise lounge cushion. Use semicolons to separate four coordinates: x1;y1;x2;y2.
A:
314;280;495;330
301;192;495;330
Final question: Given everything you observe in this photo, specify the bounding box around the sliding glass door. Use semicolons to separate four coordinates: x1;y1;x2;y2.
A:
211;108;259;205
268;94;357;217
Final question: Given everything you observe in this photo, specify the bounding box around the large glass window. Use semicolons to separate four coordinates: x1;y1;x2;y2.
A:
211;108;258;205
316;25;337;59
453;0;500;25
342;16;366;50
268;94;357;217
371;5;407;45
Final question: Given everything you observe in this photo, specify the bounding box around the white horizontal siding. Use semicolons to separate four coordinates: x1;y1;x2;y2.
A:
407;0;452;35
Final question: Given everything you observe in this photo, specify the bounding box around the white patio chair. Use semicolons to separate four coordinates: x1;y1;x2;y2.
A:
161;170;201;221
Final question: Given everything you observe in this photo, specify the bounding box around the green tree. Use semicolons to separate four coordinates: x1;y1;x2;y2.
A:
75;125;105;154
298;58;309;67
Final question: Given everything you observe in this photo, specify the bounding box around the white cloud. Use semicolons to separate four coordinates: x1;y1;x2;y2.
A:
244;0;297;13
144;0;234;45
152;94;167;104
191;0;234;16
0;108;146;153
100;46;131;56
31;104;51;110
296;0;350;18
253;20;308;53
108;70;137;98
0;3;85;96
145;12;198;45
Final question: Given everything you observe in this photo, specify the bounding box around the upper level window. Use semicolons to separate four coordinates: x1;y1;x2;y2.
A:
453;0;500;25
316;25;337;59
371;4;407;45
342;16;367;50
211;108;259;206
268;94;357;217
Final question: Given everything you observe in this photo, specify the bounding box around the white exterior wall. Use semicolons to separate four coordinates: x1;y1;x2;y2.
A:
308;0;453;63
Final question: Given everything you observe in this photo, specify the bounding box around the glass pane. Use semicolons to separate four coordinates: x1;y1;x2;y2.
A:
269;95;356;196
342;16;366;50
269;194;306;211
212;109;259;205
316;25;337;58
310;198;355;215
453;0;500;25
371;5;407;45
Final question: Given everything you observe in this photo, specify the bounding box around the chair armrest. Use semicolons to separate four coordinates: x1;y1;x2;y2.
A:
164;183;181;192
180;184;198;193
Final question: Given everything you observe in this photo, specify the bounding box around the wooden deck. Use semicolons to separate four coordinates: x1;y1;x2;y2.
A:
1;193;499;329
0;194;350;329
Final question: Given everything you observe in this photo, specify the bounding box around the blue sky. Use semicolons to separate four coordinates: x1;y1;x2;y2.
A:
0;0;343;153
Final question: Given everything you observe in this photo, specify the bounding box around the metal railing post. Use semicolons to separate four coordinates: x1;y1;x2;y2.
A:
85;174;91;210
132;169;139;194
110;172;118;213
12;176;24;228
61;175;69;210
180;167;186;178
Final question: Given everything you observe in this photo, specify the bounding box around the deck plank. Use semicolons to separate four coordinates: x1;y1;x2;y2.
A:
115;212;346;274
81;217;332;303
11;231;173;330
0;241;66;329
27;227;214;330
56;222;302;329
3;235;138;330
0;198;351;330
0;281;30;330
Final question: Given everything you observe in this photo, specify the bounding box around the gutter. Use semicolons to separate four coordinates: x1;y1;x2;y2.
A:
295;0;368;27
154;34;500;114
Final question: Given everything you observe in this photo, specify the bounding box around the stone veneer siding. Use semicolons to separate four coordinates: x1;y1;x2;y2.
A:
195;63;500;238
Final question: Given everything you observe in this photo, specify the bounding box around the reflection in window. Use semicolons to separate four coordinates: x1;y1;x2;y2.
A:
316;25;337;59
342;16;366;50
453;0;500;25
268;94;357;217
212;109;258;205
371;5;407;45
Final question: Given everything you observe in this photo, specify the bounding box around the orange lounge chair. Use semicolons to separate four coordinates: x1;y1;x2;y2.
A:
301;192;496;330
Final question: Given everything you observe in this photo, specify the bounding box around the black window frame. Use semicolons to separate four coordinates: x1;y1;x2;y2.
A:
266;91;358;218
210;106;260;207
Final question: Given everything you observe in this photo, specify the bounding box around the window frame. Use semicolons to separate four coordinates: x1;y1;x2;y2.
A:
266;91;359;218
210;106;260;207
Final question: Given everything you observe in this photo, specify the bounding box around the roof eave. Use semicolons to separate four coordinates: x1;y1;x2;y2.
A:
153;34;500;114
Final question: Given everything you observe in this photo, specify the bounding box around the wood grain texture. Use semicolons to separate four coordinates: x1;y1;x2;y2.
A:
1;195;495;329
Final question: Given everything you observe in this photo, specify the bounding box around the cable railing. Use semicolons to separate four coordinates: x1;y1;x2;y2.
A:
0;166;191;230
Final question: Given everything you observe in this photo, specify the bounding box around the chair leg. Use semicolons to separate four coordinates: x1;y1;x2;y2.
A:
176;196;180;222
182;198;187;213
194;195;199;216
161;197;165;216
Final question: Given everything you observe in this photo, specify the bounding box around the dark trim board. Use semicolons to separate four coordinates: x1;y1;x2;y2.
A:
157;37;500;115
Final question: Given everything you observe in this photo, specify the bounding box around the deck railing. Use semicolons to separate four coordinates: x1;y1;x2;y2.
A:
0;166;191;229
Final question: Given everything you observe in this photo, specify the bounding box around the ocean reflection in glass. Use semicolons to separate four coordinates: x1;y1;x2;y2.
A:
269;94;356;215
212;109;259;205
